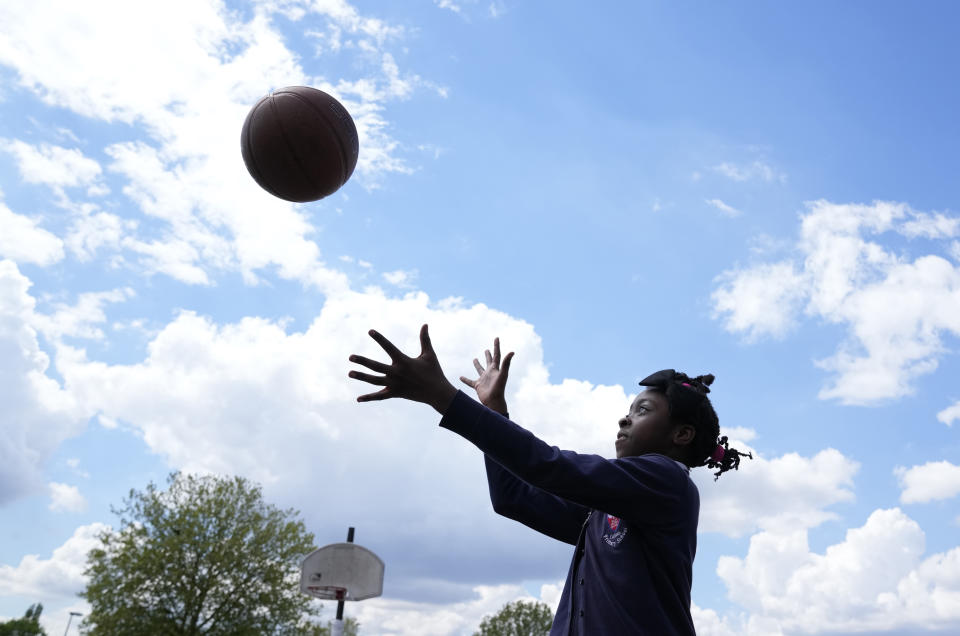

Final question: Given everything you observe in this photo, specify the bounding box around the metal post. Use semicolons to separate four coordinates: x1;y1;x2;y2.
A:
332;527;355;636
63;611;82;636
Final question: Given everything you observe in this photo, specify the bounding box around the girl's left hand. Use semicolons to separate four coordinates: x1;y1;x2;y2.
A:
460;337;513;416
348;324;458;414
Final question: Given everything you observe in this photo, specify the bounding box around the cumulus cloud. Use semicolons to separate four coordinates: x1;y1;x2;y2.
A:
896;461;960;504
48;482;87;513
0;199;65;267
33;288;134;342
351;581;559;636
937;400;960;427
382;269;418;287
712;200;960;405
712;262;807;340
695;446;858;537
715;508;960;634
0;139;104;193
0;522;107;600
0;261;86;505
691;603;741;636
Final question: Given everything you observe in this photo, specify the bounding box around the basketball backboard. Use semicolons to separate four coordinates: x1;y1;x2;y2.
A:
300;542;384;601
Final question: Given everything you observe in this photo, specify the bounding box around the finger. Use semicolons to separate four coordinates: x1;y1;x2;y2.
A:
348;354;391;373
357;387;393;402
419;323;434;356
460;376;477;389
473;358;485;375
493;337;501;367
368;329;404;361
348;370;389;386
485;349;493;368
501;351;515;378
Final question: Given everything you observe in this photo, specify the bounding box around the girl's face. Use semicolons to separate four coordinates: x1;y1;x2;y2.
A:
615;389;685;459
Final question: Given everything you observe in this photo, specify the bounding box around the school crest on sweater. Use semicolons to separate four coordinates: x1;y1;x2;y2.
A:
602;513;628;547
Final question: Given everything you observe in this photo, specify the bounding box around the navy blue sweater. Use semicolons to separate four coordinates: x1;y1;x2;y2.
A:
439;391;699;635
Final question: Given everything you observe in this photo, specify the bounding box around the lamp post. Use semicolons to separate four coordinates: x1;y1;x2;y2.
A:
63;611;82;636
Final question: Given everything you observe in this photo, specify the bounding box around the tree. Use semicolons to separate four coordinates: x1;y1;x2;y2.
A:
0;603;47;635
474;600;554;636
81;472;317;635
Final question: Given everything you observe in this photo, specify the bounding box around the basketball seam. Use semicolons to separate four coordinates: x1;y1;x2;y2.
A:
242;96;283;200
269;92;319;200
281;89;349;186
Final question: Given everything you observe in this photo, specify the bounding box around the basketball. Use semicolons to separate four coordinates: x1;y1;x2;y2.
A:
240;86;359;203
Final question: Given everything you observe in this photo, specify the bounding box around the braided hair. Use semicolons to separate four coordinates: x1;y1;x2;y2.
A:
638;370;752;480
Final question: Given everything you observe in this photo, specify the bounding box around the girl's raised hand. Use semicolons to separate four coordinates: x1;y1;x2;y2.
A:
460;337;514;416
349;324;457;414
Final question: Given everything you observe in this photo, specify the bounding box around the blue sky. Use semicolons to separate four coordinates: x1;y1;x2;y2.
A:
2;1;960;634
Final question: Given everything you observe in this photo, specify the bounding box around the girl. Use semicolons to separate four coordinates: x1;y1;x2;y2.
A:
348;325;749;635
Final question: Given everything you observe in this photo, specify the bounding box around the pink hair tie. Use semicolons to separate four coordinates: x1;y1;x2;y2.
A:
710;445;726;463
681;382;691;387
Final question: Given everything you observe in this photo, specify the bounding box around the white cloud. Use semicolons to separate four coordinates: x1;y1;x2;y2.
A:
896;461;960;504
899;211;960;239
691;603;741;636
0;522;107;600
715;508;960;634
434;0;464;14
0;199;65;266
66;458;90;479
712;200;960;405
706;198;742;218
937;400;960;426
33;288;134;342
711;262;807;341
488;1;507;18
0;139;103;190
48;482;87;513
712;160;785;184
0;261;86;505
64;208;131;262
950;240;960;263
351;583;557;636
695;447;858;537
382;269;417;287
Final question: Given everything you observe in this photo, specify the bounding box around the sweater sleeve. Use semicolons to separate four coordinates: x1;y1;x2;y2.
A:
440;391;688;526
484;454;589;545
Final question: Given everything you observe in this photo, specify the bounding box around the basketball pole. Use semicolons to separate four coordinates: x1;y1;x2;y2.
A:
332;527;355;636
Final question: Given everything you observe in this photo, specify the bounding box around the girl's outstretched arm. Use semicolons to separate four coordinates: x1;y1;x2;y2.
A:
348;326;686;525
461;338;589;544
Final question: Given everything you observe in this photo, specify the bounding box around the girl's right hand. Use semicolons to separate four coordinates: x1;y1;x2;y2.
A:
460;337;514;417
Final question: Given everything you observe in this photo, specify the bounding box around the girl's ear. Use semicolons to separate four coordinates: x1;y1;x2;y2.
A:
672;423;696;447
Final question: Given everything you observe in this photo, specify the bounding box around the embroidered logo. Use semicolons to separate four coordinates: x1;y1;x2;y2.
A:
602;513;628;547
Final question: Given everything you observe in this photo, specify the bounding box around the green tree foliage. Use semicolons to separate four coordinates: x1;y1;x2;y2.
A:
474;600;554;636
81;472;317;635
0;603;47;635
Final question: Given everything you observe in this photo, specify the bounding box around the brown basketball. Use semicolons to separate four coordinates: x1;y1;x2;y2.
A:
240;86;359;203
